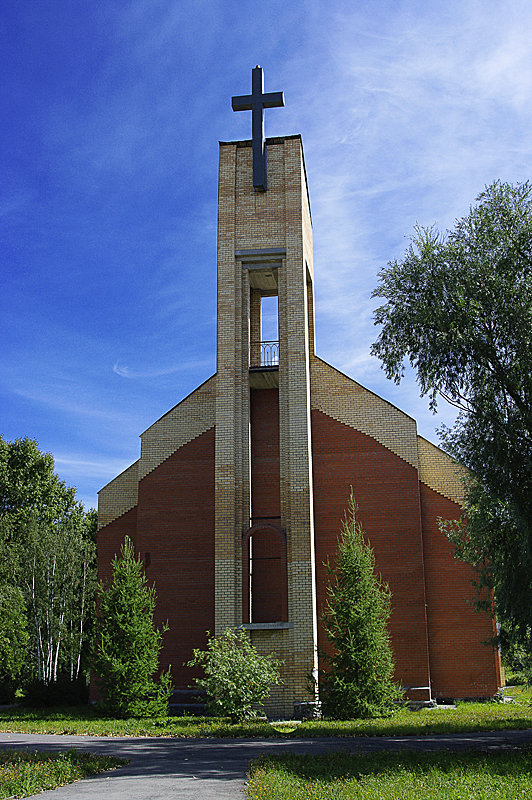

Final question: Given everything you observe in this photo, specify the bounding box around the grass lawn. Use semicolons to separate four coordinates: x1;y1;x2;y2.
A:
246;749;532;799
0;684;530;738
0;749;126;799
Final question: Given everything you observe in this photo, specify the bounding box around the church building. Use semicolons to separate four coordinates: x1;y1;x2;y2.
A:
97;68;502;717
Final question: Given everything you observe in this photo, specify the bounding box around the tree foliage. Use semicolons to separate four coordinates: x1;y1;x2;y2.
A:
188;628;282;723
20;515;95;685
91;536;173;717
371;180;532;655
0;437;96;692
321;494;402;719
0;435;78;523
0;584;28;699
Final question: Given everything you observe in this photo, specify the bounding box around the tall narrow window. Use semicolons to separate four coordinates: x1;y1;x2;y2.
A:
243;523;287;623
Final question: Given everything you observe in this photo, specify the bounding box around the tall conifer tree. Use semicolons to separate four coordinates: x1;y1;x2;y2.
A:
92;537;172;717
322;494;401;718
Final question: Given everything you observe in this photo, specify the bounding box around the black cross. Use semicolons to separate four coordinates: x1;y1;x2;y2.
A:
232;66;284;192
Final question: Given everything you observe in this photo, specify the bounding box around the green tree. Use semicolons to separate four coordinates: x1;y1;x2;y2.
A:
321;494;401;719
188;628;282;723
0;437;96;693
20;514;95;685
0;585;29;702
0;436;78;523
91;536;173;717
371;180;532;658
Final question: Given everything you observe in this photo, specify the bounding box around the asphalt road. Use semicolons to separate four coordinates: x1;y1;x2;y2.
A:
2;729;532;799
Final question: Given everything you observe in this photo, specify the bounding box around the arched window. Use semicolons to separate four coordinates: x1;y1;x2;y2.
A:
242;523;287;623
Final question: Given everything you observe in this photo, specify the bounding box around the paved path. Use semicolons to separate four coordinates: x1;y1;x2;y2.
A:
2;729;532;799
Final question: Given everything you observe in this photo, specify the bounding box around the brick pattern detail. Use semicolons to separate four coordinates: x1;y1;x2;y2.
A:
420;482;502;697
139;375;216;480
235;145;285;247
98;461;139;529
246;389;287;623
311;357;419;469
417;435;466;505
311;409;432;692
136;427;215;688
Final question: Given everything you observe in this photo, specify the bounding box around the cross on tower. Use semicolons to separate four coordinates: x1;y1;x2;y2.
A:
232;66;284;192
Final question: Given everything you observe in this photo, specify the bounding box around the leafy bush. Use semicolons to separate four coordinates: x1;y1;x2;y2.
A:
91;537;173;717
188;628;282;723
321;493;402;718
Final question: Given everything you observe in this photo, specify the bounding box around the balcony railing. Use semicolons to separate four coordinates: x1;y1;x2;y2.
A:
249;340;279;368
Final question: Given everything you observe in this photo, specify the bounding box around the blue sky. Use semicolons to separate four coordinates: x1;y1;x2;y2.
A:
2;0;532;510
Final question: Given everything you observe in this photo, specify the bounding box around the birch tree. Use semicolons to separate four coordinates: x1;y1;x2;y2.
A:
0;437;96;689
22;515;95;684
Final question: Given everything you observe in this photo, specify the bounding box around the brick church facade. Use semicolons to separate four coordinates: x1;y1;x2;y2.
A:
97;124;502;716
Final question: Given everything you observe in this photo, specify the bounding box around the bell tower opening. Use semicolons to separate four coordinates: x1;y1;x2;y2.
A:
261;295;278;339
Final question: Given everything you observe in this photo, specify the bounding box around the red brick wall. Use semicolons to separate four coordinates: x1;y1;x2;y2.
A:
247;389;286;622
250;388;281;519
243;525;287;622
311;410;431;694
420;482;502;698
135;427;215;688
95;400;500;700
96;506;138;584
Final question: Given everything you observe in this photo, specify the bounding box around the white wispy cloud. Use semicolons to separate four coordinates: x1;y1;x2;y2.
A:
54;455;136;480
112;359;212;379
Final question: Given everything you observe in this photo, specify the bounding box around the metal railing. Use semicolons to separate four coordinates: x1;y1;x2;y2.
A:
249;340;279;368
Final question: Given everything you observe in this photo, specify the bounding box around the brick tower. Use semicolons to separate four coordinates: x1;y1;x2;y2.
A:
215;134;318;714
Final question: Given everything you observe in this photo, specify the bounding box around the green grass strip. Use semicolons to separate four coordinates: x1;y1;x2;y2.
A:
0;749;126;799
1;697;532;737
247;748;532;799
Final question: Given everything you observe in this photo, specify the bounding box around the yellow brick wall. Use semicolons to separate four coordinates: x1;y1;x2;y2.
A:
216;136;319;715
235;144;286;248
139;375;216;480
98;460;139;529
278;136;319;704
215;141;250;633
311;356;419;469
417;435;467;505
311;355;466;506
